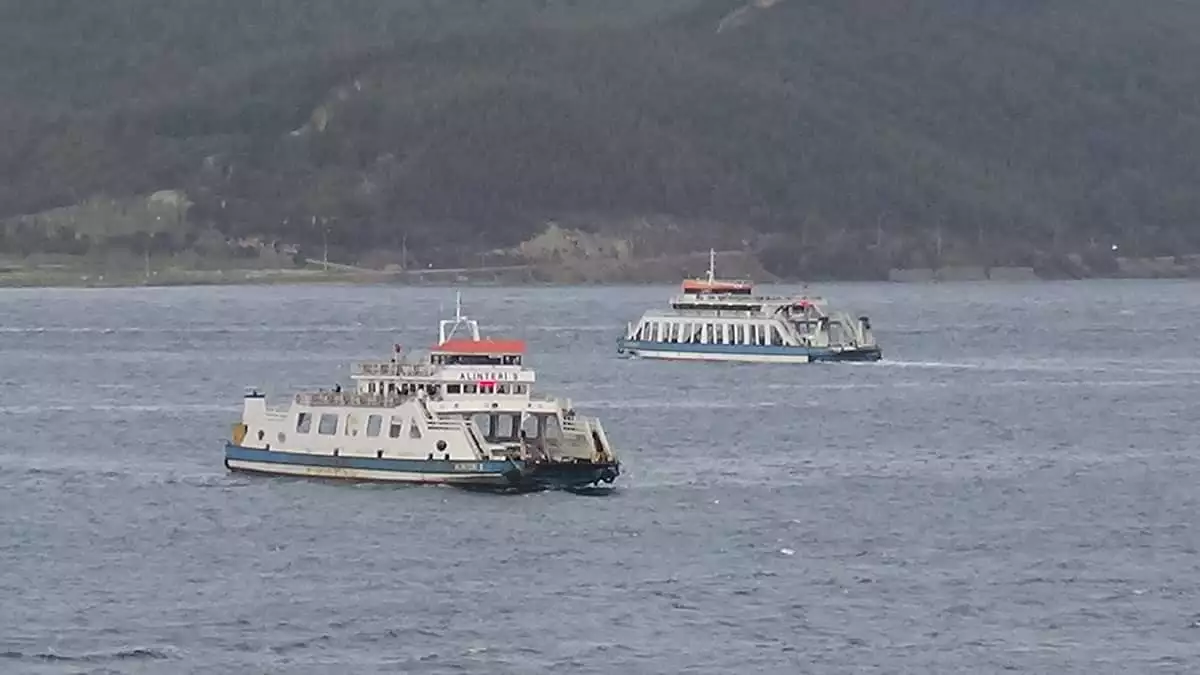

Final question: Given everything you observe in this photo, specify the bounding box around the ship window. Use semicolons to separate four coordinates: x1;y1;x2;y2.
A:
296;412;312;433
317;413;338;435
464;384;478;394
477;414;517;442
497;384;509;394
409;419;423;439
521;415;539;439
345;413;361;436
389;416;404;438
497;415;517;441
447;384;462;394
366;414;382;437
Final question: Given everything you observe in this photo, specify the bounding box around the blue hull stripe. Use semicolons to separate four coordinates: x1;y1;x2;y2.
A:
224;444;518;474
616;339;881;360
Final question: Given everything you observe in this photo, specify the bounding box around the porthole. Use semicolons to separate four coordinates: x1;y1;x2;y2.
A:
277;432;286;444
436;440;447;451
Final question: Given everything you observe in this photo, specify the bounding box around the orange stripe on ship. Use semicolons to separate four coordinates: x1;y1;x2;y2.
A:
434;338;526;354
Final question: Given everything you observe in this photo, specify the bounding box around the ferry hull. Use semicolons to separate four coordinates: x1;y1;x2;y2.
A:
617;340;881;364
223;444;618;492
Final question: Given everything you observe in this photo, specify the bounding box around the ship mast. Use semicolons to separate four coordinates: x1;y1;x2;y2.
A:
706;248;716;284
438;291;482;344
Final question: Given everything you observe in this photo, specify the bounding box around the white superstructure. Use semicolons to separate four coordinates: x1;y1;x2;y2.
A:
225;295;620;491
617;250;882;363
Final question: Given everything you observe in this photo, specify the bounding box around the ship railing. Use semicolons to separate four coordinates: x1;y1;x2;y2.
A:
353;362;438;377
294;391;410;408
670;293;827;305
427;418;468;432
557;416;611;461
561;417;589;435
651;308;772;319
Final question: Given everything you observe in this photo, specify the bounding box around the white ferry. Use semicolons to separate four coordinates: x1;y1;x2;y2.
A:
616;250;882;364
224;296;621;492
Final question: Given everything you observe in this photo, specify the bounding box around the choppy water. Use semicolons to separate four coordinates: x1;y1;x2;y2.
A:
1;280;1199;674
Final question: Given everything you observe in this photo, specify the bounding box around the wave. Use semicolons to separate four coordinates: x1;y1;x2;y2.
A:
0;403;236;415
878;359;1200;376
0;646;173;663
0;323;618;335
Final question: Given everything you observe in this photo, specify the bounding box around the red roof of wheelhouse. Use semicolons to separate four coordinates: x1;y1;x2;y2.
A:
433;338;527;354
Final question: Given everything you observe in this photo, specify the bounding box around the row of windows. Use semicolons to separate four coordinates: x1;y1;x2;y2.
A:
296;411;425;439
430;354;522;366
633;320;787;346
447;383;526;395
366;381;527;396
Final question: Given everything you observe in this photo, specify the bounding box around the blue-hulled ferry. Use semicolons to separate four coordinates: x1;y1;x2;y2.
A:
225;295;620;492
617;250;882;364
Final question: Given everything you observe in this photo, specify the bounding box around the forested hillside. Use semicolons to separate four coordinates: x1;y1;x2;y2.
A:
1;0;1198;278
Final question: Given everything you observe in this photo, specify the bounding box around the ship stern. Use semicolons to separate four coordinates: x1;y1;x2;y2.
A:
527;459;621;491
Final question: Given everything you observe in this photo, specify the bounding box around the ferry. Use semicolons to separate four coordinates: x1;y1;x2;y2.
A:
224;295;620;492
616;250;882;364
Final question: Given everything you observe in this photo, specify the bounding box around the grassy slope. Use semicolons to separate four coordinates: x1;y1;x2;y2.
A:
1;0;1199;273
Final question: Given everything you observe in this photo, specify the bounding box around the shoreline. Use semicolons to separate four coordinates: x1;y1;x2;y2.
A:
2;265;1199;290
